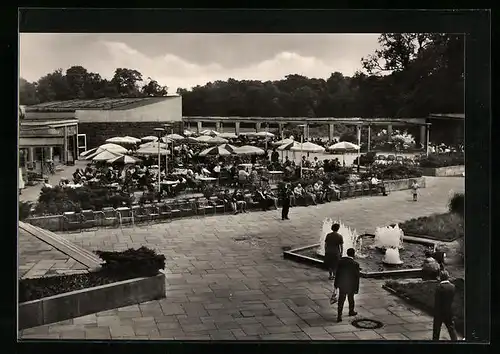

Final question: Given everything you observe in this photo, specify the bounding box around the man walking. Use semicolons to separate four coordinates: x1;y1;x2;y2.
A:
334;248;360;322
280;183;291;220
432;270;459;341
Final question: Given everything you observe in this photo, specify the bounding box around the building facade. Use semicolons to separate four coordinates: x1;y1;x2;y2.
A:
19;107;79;177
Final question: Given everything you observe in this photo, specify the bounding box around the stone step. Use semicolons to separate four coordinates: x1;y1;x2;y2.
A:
24;222;102;266
19;221;102;268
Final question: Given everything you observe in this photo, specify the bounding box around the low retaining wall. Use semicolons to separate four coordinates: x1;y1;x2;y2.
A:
19;273;165;330
384;177;426;192
25;178;426;232
421;165;464;177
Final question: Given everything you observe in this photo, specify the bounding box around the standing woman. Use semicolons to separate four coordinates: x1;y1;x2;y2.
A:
411;180;420;201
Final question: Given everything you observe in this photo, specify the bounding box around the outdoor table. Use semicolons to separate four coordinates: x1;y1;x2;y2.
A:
199;177;217;183
116;207;129;212
161;180;179;185
268;170;284;183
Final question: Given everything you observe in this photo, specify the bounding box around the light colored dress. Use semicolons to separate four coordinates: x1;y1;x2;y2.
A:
19;168;25;190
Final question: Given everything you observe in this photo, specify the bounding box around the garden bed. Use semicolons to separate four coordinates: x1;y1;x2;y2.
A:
399;212;464;242
284;235;434;278
384;278;464;337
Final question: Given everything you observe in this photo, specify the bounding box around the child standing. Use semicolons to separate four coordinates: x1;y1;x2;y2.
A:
411;180;420;201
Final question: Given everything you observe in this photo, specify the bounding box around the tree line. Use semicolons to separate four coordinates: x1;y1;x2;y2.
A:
20;33;463;118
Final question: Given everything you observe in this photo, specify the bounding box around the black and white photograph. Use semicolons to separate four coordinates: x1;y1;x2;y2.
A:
16;9;489;343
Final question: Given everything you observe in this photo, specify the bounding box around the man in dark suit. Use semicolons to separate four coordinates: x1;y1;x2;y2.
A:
433;270;458;341
334;248;360;322
280;183;292;220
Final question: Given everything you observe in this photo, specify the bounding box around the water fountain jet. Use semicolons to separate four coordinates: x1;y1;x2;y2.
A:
318;218;365;258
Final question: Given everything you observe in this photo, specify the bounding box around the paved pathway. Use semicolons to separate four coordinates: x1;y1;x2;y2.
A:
19;161;89;203
19;177;464;341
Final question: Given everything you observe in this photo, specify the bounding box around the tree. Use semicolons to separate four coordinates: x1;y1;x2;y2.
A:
19;78;39;105
361;33;432;75
111;68;143;97
142;78;168;96
65;66;89;99
36;69;72;102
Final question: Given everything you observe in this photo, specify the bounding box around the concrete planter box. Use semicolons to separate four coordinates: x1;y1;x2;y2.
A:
421;165;464;177
19;273;166;330
383;177;426;192
283;234;434;279
25;215;64;232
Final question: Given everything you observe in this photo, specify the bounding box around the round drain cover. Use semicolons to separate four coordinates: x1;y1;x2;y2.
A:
351;318;384;329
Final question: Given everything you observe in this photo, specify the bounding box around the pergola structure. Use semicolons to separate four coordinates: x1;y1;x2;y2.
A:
182;116;431;153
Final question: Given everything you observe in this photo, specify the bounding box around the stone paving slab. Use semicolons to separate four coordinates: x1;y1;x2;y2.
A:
19;177;464;341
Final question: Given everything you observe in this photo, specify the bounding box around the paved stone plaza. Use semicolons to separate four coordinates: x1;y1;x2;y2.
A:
19;177;464;341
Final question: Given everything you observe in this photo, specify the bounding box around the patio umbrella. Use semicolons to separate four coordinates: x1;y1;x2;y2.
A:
105;137;127;144
290;142;325;153
166;133;184;140
277;141;301;151
234;145;266;155
85;144;128;159
200;129;220;136
199;144;235;157
219;132;238;139
92;150;122;162
79;147;98;158
107;155;142;164
255;131;275;138
185;136;200;144
139;141;167;149
123;136;141;143
141;136;159;142
206;136;229;144
272;138;294;146
327;141;360;166
135;146;169;156
327;141;360;151
195;135;213;143
161;137;173;143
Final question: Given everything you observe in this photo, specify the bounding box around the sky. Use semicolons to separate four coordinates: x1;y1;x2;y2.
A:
19;33;381;91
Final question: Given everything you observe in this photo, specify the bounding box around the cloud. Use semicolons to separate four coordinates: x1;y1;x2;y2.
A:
20;35;365;92
95;41;357;91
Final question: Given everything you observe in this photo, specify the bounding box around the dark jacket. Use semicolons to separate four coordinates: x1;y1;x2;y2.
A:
434;281;455;318
334;256;360;294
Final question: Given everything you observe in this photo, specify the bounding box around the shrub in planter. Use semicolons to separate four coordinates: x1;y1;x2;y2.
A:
95;246;166;278
19;201;33;221
369;164;422;180
419;152;464;168
353;152;377;166
448;193;464;218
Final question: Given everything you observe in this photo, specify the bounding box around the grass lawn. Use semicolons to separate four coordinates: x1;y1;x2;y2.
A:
400;212;463;241
385;278;464;336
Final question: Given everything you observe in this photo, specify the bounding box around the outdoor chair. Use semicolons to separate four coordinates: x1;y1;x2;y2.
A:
196;197;215;217
178;199;196;217
147;204;161;221
209;196;226;215
132;205;150;224
62;211;82;232
116;206;135;228
158;203;172;221
167;200;182;220
353;183;363;197
99;207;119;227
80;209;98;230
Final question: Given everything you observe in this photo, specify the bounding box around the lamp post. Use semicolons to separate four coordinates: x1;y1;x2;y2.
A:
154;127;165;194
164;124;172;175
